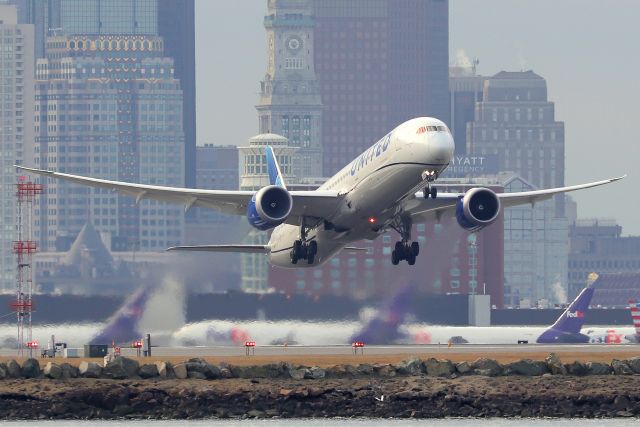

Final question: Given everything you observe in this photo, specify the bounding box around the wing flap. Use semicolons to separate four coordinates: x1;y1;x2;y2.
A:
166;245;269;254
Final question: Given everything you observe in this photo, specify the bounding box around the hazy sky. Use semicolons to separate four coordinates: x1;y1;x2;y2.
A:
195;0;640;235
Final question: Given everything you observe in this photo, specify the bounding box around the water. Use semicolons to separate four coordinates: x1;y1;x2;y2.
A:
1;419;638;427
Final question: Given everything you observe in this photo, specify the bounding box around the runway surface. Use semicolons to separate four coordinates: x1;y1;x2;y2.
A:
3;343;639;366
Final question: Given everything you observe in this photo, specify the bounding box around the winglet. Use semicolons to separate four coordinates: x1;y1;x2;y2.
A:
265;146;286;189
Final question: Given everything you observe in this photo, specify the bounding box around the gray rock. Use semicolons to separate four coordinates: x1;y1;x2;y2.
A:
187;371;207;380
289;367;310;380
104;357;139;379
186;358;221;379
79;361;102;378
21;358;40;378
611;359;634;375
60;363;79;379
44;362;62;379
373;364;396;377
396;358;424;376
219;367;233;379
585;361;612;375
456;361;471;375
425;358;455;377
545;353;567;375
172;363;188;379
625;356;640;374
7;360;21;378
155;361;169;378
565;361;588;376
139;364;159;379
470;358;503;376
309;366;325;379
0;363;8;379
356;363;374;375
231;363;286;379
506;359;548;376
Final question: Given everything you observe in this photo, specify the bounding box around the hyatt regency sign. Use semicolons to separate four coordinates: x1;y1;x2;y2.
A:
441;155;499;178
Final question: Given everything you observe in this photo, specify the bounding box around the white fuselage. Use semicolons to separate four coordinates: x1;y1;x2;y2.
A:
268;117;455;268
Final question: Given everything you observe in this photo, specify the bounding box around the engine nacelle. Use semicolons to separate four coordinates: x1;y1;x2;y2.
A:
247;185;293;231
455;187;501;232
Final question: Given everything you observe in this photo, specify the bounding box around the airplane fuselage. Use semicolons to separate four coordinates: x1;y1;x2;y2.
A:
268;117;455;268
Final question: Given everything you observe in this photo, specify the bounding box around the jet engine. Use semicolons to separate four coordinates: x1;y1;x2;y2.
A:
247;185;293;230
455;187;501;232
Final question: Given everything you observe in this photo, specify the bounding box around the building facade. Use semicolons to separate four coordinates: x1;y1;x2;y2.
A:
0;4;34;291
193;144;239;224
269;178;505;308
33;33;184;252
568;219;640;302
312;0;449;175
501;174;569;307
449;64;485;155
257;0;323;180
17;0;196;187
466;71;568;305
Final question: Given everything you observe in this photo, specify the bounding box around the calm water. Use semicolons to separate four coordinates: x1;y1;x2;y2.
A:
1;419;638;427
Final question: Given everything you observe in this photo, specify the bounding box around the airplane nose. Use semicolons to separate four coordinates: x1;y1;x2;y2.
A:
428;133;455;163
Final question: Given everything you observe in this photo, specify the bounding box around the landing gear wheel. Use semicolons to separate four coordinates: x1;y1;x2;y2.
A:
291;240;303;264
411;241;420;257
391;250;400;265
407;253;416;265
430;187;437;199
307;241;318;265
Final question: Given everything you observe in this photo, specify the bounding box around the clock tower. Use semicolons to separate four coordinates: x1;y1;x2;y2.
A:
257;0;323;179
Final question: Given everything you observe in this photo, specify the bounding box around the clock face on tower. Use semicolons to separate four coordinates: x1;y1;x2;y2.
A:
285;35;303;54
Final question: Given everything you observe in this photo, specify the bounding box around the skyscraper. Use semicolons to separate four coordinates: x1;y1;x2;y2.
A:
467;71;568;305
20;0;196;187
0;4;34;291
312;0;449;175
257;0;323;179
158;0;195;188
34;32;185;252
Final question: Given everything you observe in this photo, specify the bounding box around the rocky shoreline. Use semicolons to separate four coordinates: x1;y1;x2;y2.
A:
1;354;640;419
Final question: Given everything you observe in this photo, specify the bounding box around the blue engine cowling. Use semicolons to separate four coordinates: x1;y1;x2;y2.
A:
247;185;293;231
456;187;501;232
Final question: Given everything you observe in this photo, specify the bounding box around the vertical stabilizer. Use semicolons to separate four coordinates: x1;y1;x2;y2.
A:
629;299;640;339
536;273;597;343
265;146;287;189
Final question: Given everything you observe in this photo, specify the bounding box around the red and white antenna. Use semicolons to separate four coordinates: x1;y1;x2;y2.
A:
13;179;43;357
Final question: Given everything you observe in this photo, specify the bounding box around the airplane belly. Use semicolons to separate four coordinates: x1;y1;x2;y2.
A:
269;226;344;269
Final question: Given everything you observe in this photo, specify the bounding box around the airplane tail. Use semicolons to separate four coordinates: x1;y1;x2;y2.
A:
629;299;640;339
536;273;597;343
266;146;287;189
349;285;414;344
90;284;155;345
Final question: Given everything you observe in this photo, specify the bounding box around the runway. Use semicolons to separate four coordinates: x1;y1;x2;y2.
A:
145;343;640;357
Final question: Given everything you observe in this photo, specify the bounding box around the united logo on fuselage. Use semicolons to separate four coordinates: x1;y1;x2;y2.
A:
350;133;392;176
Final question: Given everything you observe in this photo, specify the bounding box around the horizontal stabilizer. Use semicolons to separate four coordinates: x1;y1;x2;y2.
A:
166;245;269;254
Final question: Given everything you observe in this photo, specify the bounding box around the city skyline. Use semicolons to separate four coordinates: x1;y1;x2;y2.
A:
195;0;639;235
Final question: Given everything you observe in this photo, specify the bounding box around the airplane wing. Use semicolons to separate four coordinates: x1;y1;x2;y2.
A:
404;176;625;222
167;245;269;253
14;165;342;221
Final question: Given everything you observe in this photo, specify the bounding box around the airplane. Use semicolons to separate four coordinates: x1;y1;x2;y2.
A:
535;273;598;343
16;117;624;267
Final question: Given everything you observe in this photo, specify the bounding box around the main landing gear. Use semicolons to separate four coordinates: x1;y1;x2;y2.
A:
389;214;419;265
291;218;318;265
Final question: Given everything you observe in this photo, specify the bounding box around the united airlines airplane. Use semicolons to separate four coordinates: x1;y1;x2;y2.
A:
17;117;624;267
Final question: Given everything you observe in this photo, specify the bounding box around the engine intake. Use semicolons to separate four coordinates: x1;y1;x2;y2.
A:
247;185;293;230
456;187;501;231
